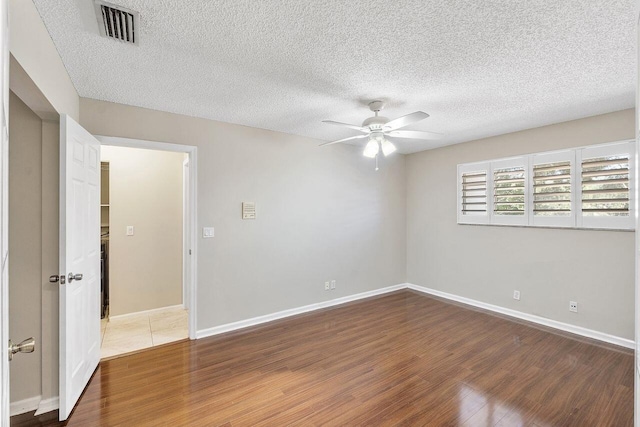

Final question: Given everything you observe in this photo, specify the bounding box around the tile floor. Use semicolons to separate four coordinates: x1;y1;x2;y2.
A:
100;306;188;359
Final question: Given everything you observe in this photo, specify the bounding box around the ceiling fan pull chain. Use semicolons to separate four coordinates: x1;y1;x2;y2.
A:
375;154;379;171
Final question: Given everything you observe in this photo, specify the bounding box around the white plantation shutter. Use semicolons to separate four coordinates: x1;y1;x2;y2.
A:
491;158;528;225
457;140;634;230
458;162;490;224
531;151;575;227
578;141;635;230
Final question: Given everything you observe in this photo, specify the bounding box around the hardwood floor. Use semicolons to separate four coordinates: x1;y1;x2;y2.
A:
11;290;634;426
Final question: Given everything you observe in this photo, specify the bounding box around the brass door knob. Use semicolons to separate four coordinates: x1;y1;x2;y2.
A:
9;337;35;361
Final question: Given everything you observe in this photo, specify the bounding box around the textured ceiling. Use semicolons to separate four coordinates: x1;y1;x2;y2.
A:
33;0;635;153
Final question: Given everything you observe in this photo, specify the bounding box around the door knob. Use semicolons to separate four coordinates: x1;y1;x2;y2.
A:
68;273;83;283
8;337;35;361
49;274;66;284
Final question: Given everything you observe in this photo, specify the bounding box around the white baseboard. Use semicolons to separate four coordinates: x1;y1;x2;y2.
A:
34;396;58;415
109;304;184;320
196;284;406;339
406;283;634;349
10;395;41;416
197;283;633;349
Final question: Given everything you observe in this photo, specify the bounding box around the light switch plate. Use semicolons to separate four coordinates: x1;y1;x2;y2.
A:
202;227;214;238
126;226;134;236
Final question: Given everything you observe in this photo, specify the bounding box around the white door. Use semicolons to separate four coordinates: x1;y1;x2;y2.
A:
0;0;10;424
58;114;101;421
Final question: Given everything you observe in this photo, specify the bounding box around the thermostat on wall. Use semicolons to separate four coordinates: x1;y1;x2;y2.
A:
242;202;256;219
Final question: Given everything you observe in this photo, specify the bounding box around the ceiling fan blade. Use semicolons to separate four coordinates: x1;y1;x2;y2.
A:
387;130;442;140
319;134;368;147
383;111;430;131
322;120;370;133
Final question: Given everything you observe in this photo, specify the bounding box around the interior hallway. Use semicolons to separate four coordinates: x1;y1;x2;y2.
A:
100;306;188;359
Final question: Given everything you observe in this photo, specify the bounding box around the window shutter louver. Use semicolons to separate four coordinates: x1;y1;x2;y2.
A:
578;141;634;230
461;171;487;216
458;162;490;224
493;166;525;215
490;158;528;225
530;151;575;227
581;155;629;216
533;161;571;216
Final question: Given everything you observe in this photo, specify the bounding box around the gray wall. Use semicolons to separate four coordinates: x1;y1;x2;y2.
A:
9;0;79;120
101;146;184;316
80;98;408;332
406;109;635;340
8;91;42;403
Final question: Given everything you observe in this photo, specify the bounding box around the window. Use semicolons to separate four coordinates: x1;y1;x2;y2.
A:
457;140;634;230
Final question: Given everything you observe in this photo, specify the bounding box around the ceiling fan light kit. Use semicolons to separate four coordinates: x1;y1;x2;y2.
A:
363;138;380;158
381;138;396;156
321;100;442;169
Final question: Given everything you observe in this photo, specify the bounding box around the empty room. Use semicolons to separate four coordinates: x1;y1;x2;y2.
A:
1;0;639;426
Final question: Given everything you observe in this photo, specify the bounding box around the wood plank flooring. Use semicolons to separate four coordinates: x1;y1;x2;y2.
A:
11;290;634;426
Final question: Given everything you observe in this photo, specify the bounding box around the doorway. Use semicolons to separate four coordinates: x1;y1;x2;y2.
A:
98;144;194;359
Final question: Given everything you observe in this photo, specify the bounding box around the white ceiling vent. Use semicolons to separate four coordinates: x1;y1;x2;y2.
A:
93;1;139;45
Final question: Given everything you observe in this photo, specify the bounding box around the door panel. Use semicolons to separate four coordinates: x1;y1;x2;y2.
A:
59;115;100;421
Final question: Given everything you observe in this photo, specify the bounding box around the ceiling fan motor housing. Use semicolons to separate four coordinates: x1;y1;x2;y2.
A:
362;116;389;129
363;100;388;130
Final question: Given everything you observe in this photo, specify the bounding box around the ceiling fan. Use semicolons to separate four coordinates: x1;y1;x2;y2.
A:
320;100;442;165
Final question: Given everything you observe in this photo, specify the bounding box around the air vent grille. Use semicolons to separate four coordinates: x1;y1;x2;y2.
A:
94;1;138;45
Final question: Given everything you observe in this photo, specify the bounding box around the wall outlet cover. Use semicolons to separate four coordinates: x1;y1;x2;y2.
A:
569;301;578;313
202;227;214;238
513;290;520;300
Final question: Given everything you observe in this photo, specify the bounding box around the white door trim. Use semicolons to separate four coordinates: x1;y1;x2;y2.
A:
0;0;9;424
182;157;189;311
635;3;640;424
96;136;198;339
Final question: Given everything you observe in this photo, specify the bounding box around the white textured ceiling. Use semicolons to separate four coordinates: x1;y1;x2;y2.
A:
33;0;635;153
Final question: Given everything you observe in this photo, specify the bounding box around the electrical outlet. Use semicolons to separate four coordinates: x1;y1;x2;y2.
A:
126;225;134;236
569;301;578;313
330;280;336;290
513;290;520;300
324;281;330;291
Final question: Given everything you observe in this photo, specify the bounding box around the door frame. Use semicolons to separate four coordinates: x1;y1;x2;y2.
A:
635;2;640;425
96;136;198;339
1;0;10;424
182;157;189;311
